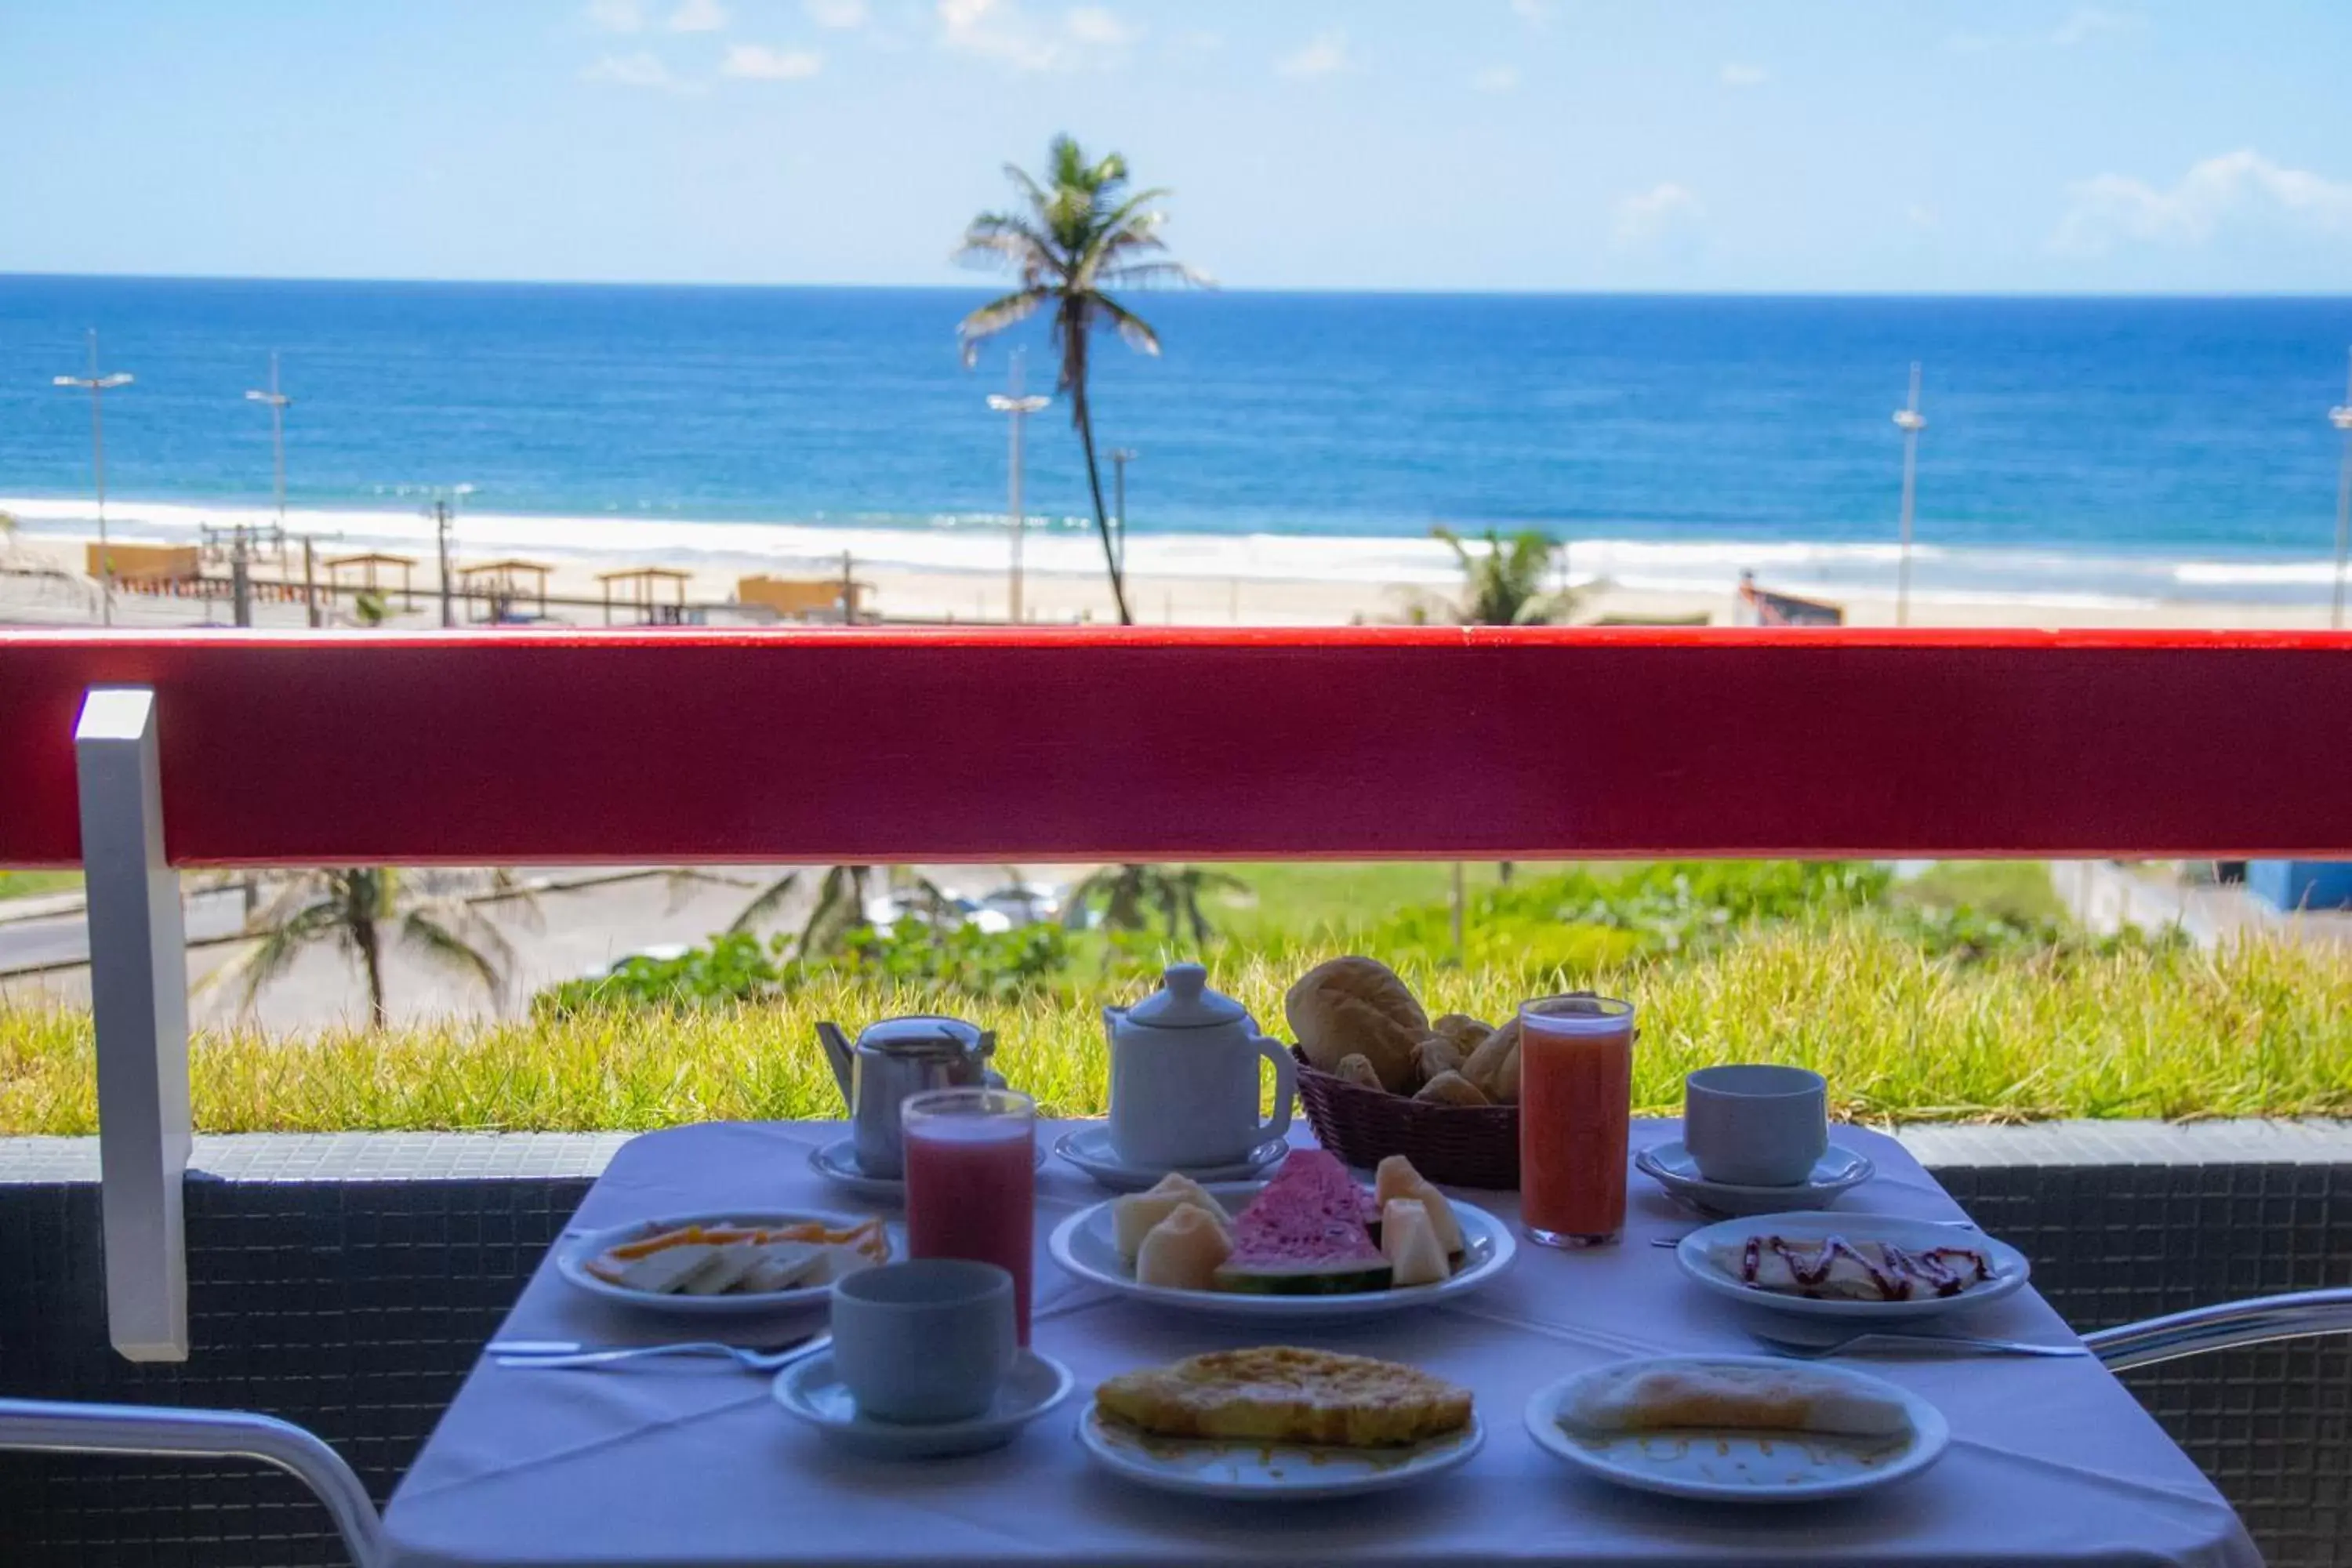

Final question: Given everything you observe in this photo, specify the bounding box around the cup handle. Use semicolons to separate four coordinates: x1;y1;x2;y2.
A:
1253;1036;1297;1142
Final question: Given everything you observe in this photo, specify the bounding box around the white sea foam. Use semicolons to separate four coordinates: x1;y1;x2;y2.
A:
5;494;2336;611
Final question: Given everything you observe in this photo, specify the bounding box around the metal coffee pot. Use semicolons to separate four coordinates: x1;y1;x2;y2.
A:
816;1015;1002;1178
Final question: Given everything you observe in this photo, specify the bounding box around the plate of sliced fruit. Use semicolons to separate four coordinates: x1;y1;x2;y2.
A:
1046;1149;1515;1319
557;1210;892;1317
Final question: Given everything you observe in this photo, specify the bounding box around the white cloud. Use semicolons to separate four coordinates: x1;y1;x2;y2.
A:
938;0;1135;71
587;0;644;33
804;0;867;26
581;50;692;89
1719;62;1767;88
1613;183;1704;248
668;0;728;31
1510;0;1552;27
1277;30;1351;78
722;42;823;78
2053;6;2139;45
1907;203;1940;231
2053;150;2352;254
1472;64;1519;94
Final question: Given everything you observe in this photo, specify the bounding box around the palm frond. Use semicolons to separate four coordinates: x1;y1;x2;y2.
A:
728;870;804;935
1095;260;1209;291
958;289;1049;366
397;910;507;1000
798;865;871;959
1091;296;1163;356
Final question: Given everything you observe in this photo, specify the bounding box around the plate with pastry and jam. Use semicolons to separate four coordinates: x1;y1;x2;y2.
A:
1674;1211;2030;1322
1526;1355;1950;1502
1045;1149;1516;1320
1079;1346;1485;1500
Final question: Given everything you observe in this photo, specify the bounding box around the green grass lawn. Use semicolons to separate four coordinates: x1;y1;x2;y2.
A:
0;869;82;902
5;915;2347;1134
1889;861;2067;926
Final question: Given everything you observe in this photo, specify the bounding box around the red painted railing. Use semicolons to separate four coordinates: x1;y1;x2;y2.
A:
4;626;2350;867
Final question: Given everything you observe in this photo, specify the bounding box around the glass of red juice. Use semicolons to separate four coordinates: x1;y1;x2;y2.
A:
902;1087;1038;1344
1517;995;1635;1248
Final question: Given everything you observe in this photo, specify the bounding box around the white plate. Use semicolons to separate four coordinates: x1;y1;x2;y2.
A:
556;1209;887;1317
808;1136;1047;1203
1526;1356;1949;1503
1079;1404;1484;1501
773;1349;1073;1459
1635;1141;1876;1219
1675;1211;2029;1322
1047;1181;1516;1320
1052;1126;1290;1192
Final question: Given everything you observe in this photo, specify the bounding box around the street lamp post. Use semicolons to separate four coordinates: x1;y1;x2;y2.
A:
986;352;1048;625
1109;447;1137;585
228;354;299;630
2329;348;2352;630
1892;361;1927;627
429;485;475;628
53;329;133;627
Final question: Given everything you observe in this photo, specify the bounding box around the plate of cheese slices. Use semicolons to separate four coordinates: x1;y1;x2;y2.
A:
1047;1148;1515;1320
1674;1211;2030;1321
556;1210;891;1316
1527;1355;1949;1502
1080;1346;1485;1501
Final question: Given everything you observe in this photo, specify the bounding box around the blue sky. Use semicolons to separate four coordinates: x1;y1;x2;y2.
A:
5;2;2350;292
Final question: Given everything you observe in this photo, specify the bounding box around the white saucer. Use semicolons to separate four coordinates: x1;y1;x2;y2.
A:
1635;1141;1875;1218
772;1348;1073;1458
1051;1126;1290;1192
809;1136;1047;1203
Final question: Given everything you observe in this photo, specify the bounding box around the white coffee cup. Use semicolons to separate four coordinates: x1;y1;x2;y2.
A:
1682;1065;1829;1187
829;1260;1014;1424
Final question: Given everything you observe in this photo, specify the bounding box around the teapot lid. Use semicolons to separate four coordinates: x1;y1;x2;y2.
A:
1124;963;1247;1029
859;1015;987;1057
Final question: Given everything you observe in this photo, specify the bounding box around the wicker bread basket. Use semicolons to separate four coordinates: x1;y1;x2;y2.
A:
1291;1046;1520;1190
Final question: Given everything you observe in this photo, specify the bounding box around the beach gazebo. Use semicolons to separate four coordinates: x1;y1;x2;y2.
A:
597;565;692;626
323;551;419;611
456;558;553;622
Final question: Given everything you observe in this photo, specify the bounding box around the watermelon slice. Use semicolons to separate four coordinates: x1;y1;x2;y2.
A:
1213;1149;1394;1294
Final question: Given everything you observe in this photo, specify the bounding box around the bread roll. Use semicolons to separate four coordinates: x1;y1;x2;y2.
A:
1332;1053;1384;1091
1429;1014;1493;1052
1409;1035;1464;1088
1412;1070;1490;1108
1284;957;1429;1093
1461;1017;1521;1103
1566;1364;1911;1438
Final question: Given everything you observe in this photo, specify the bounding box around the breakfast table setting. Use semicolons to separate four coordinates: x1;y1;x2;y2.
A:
378;961;2263;1568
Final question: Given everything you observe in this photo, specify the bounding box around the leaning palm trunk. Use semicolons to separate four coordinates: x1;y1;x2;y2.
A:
1067;361;1132;623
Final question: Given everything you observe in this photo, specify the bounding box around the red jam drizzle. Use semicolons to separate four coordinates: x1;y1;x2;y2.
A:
1740;1234;1993;1300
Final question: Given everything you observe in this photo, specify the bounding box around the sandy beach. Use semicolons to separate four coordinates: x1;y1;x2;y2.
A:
1;519;2339;634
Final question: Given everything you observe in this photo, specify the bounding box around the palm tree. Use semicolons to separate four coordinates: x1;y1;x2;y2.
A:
956;135;1207;625
1429;526;1577;625
728;864;956;959
209;869;531;1029
1065;864;1247;946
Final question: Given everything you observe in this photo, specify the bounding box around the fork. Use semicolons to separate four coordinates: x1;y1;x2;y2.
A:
491;1333;829;1371
1748;1327;2086;1359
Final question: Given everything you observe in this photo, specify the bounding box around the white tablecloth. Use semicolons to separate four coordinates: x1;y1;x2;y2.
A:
383;1120;2260;1567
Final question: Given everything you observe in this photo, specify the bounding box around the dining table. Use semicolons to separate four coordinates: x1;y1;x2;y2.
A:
379;1118;2262;1567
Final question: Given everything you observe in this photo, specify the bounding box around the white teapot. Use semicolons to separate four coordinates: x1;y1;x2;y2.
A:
1102;962;1296;1170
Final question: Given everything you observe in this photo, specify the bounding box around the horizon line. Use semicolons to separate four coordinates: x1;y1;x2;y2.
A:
5;269;2351;303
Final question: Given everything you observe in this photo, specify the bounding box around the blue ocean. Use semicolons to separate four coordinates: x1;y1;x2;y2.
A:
2;274;2349;607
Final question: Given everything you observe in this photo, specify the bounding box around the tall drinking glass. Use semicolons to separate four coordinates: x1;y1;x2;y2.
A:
902;1087;1038;1344
1517;995;1635;1247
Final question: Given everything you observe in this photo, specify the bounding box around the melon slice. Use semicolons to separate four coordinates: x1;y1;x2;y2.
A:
1212;1149;1392;1294
1374;1155;1465;1258
1135;1204;1232;1291
1381;1198;1452;1288
1112;1172;1232;1261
